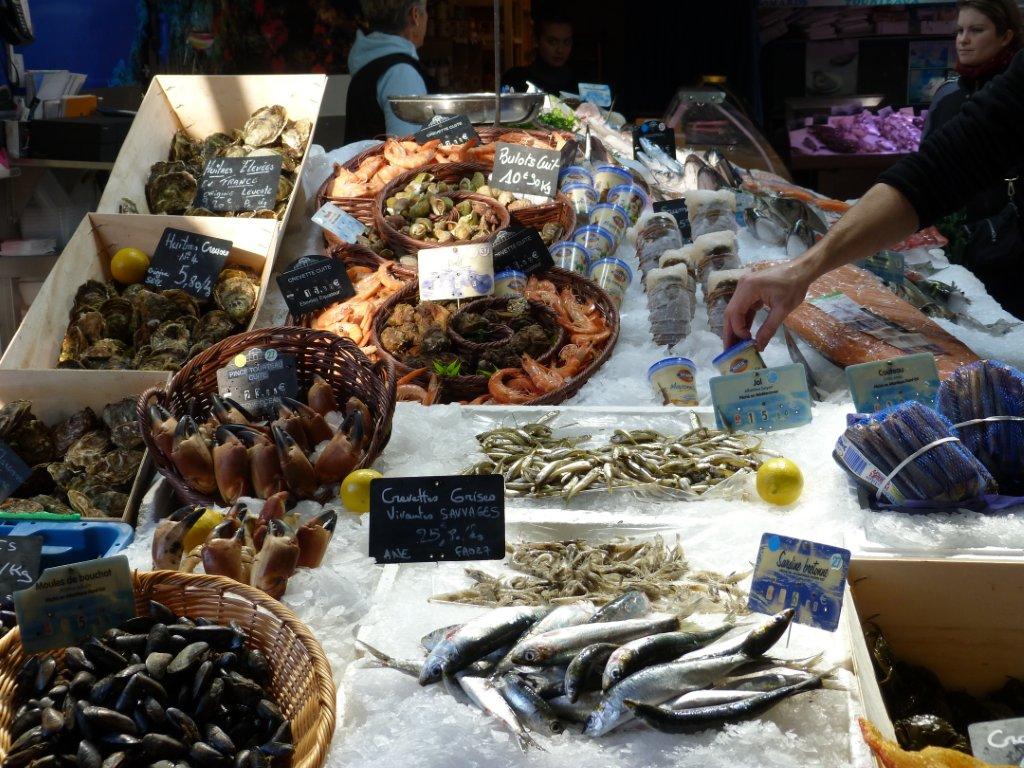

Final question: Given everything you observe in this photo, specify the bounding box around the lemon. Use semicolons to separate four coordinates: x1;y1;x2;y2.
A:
341;469;383;514
182;508;224;552
110;247;150;284
756;457;804;506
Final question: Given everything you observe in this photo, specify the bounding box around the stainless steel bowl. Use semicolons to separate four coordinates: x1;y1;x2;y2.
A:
388;93;545;125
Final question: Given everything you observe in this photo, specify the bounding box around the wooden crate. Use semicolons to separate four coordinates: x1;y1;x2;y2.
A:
0;369;171;525
846;556;1024;758
97;74;327;233
0;212;277;371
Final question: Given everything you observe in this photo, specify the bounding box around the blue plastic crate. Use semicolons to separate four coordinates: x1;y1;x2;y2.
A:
0;520;134;569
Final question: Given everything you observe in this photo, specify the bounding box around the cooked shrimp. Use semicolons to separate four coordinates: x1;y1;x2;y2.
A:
521;355;564;393
488;369;538;404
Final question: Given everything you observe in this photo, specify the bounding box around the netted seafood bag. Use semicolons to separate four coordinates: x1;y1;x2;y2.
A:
834;400;997;504
645;264;692;347
706;268;748;340
692;231;740;294
939;359;1024;494
635;212;683;279
684;189;738;239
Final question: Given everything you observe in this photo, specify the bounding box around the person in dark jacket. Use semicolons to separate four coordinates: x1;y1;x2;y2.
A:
724;49;1024;347
344;0;433;142
502;9;577;95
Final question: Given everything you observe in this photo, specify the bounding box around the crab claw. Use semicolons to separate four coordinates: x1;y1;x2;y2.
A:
345;397;372;446
273;425;317;499
296;510;337;568
149;403;178;457
313;410;364;484
172;416;217;496
213;425;251;504
152;507;205;570
272;401;311;453
250;518;299;599
231;425;284;500
211;394;255;426
202;527;246;582
307;374;338;417
281;396;333;445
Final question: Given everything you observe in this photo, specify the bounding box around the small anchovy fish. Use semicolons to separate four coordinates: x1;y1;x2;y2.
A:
565;643;617;703
587;591;650;624
512;614;680;667
455;671;543;752
494;601;595;676
601;626;733;691
681;609;795;661
420;606;550;685
625;675;824;734
357;641;422;678
499;675;566;735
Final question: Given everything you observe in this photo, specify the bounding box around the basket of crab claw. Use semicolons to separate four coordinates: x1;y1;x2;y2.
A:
371;267;619;406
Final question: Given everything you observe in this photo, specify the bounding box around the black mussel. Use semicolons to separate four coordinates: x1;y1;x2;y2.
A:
15;657;40;694
270;720;291;744
77;741;102;768
102;628;128;642
187;626;237;650
113;663;147;680
189;742;226;767
255;698;283;726
149;600;178;624
166;707;200;743
100;733;141;749
111;634;148;655
70;670;96;696
167;642;210;675
258;741;294;759
89;674;121;705
101;752;128;768
83;704;138;734
48;683;68;700
194;617;214;627
61;690;76;731
10;706;42;738
121;615;158;634
9;724;44;753
133;707;151;734
244;650;269;684
65;647;96;673
26;755;60;768
192;660;213;699
143;733;188;759
233;750;251;768
205;725;235;756
83;639;129;672
147;652;174;678
195;678;224;720
35;657;57;694
143;695;167;725
6;741;50;768
225;672;262;700
214;653;237;671
39;706;63;735
150;762;176;768
146;624;172;655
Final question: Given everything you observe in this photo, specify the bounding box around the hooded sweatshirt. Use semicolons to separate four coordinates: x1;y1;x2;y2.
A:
348;30;427;137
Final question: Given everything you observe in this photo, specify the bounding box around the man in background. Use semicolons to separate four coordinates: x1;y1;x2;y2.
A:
502;8;576;95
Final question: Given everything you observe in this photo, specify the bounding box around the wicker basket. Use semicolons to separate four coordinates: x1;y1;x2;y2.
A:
510;194;576;243
325;241;417;276
136;327;397;506
447;295;566;364
0;570;336;768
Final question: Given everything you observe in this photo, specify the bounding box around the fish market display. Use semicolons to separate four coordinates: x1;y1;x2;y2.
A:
0;398;142;518
146;377;370;504
3;600;294;768
151;497;336;598
938;360;1024;494
382;173;505;245
779;264;979;379
310;261;411;352
859;719;1012;768
464;416;769;499
633;143;742;197
683;190;737;239
430;537;749;615
59;270;259;371
140;105;309;218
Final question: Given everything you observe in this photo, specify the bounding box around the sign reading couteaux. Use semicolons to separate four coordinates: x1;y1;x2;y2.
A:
491;226;554;276
749;533;851;632
710;363;813;433
216;347;299;420
0;441;31;504
489;142;561;200
414;114;479;146
845;353;940;415
0;535;43;593
196;155;284;213
143;228;232;300
368;475;505;564
418;243;495;301
276;256;355;317
14;555;135;653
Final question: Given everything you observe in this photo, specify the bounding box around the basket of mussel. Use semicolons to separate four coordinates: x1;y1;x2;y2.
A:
137;327;397;506
0;571;336;768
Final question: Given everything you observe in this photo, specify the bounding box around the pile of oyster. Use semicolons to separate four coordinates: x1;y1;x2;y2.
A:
0;397;143;518
59;267;259;371
136;105;310;218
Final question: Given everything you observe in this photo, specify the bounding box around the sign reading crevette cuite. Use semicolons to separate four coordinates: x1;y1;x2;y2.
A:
276;256;356;317
414;114;479;146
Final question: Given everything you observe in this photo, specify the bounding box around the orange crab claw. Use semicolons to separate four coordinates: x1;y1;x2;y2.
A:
273;425;317;499
345;397;372;445
308;374;338;417
171;416;217;495
230;425;284;500
152;506;205;570
314;410;364;484
272;401;311;453
281;396;333;446
148;403;178;457
252;489;289;552
202;527;246;582
213;425;251;504
210;394;255;426
296;510;337;569
250;518;299;599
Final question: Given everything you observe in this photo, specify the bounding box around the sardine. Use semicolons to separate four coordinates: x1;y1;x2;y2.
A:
548;692;603;724
421;623;462;652
565;643;617;703
494;601;595;676
357;641;422;678
625;675;823;733
420;606;550;684
601;625;733;690
587;591;650;623
713;667;820;693
499;675;566;735
512;614;680;666
513;666;568;700
707;148;742;189
668;688;760;709
455;671;542;751
681;609;794;661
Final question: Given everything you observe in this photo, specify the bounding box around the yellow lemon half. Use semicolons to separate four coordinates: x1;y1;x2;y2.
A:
756;457;804;506
341;469;383;514
182;508;224;553
110;247;150;285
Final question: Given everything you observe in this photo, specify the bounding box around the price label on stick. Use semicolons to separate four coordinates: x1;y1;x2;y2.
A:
414;114;479;146
0;440;31;504
368;475;505;564
144;227;232;300
491;226;554;276
748;533;850;632
196;155;284;213
845;353;940;414
312;202;367;244
489;142;560;199
632;120;676;160
14;555;135;654
276;255;355;317
710;363;813;433
0;535;42;593
418;242;494;301
216;347;299;420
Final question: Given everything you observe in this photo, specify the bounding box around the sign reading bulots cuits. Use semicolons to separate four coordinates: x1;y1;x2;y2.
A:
489;142;560;200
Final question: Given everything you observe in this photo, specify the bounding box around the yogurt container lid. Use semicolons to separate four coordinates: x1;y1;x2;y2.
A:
712;339;759;366
495;269;527;280
590;202;629;220
559;165;594;180
560;182;598;200
608;183;652;206
574;224;615;245
647;357;696;378
594;165;632;180
551;240;591;258
588;256;634;283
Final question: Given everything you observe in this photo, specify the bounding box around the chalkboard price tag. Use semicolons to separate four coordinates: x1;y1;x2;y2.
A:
276;256;355;317
14;555;135;654
196;155;284;212
216;347;299;419
0;535;42;593
368;474;505;564
414;114;479;146
652;198;692;240
0;441;31;504
491;226;554;276
490;142;561;199
969;717;1024;765
144;227;233;300
632;120;676;160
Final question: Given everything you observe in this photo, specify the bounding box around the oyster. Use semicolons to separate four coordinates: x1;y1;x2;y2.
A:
47;461;87;492
213;266;259;325
279;119;312;152
52;407;99;455
68;487;128;518
65;431;112;469
170;130;199;162
90;449;143;486
149;321;192;354
31;494;74;515
129;288;175;326
101;397;135;431
160;288;200;319
135;349;186;372
149;171;198;215
220;145;248;159
276;174;294;203
71;280;116;318
74;311;107;344
8;417;55;466
98;297;134;343
183;206;217;216
0;399;32;439
243;105;287;147
248;146;297;173
110;421;144;451
81;339;132;370
59;325;87;366
201;131;235;160
0;498;45;513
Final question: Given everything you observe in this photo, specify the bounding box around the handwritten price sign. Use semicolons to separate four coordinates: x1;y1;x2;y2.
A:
489;142;561;200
